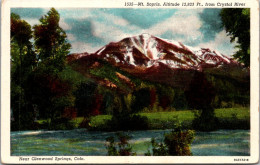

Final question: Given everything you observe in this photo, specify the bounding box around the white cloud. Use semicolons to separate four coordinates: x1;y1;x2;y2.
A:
26;18;40;26
92;20;135;43
72;9;205;53
71;41;101;53
67;33;76;41
97;11;130;27
60;18;71;30
61;8;236;56
145;10;203;43
198;30;238;57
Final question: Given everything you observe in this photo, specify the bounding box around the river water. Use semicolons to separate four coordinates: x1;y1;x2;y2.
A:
11;129;250;156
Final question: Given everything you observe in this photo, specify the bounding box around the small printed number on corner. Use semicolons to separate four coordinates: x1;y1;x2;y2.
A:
234;158;249;161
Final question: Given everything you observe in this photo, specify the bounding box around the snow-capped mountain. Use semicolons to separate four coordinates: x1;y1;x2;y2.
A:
68;34;245;89
76;33;235;70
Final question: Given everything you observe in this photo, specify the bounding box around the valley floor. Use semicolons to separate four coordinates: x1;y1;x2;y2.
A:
80;107;250;130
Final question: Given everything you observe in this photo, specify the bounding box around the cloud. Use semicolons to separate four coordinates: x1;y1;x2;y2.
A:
13;8;236;55
25;18;40;26
144;9;203;45
97;11;130;27
64;18;103;44
56;9;208;53
92;21;125;42
60;18;71;30
199;9;222;42
67;9;141;44
118;9;177;28
67;33;76;41
68;9;206;53
70;41;101;53
198;30;238;56
91;18;140;43
65;8;234;54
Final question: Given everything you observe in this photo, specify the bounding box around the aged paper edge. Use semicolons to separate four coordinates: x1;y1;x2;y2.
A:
1;0;259;163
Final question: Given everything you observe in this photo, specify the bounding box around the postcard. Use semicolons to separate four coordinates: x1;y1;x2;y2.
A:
1;0;259;163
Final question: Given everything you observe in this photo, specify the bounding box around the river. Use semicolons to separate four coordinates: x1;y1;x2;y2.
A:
11;129;250;156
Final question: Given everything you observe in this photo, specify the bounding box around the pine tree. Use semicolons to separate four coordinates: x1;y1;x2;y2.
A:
31;8;73;129
33;8;71;72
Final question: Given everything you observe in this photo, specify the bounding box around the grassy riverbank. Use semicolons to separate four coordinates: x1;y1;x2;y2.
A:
69;107;249;130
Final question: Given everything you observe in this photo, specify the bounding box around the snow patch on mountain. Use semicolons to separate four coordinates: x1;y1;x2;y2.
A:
71;33;236;71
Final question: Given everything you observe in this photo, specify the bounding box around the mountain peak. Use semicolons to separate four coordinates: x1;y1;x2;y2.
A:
140;33;152;38
69;34;236;70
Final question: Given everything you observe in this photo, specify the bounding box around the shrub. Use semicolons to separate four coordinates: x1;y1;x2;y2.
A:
105;136;118;156
51;117;77;130
105;133;136;156
192;107;219;131
146;122;195;156
164;129;195;156
150;138;168;156
102;90;150;131
106;114;149;131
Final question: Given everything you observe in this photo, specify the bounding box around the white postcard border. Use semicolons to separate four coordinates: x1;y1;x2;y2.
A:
1;0;259;164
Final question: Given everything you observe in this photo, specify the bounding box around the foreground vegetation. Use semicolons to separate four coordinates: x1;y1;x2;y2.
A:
105;122;195;156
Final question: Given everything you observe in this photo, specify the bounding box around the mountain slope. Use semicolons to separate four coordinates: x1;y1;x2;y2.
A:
92;33;236;69
68;34;247;90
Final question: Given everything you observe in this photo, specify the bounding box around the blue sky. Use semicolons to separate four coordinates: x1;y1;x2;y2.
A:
11;8;237;56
